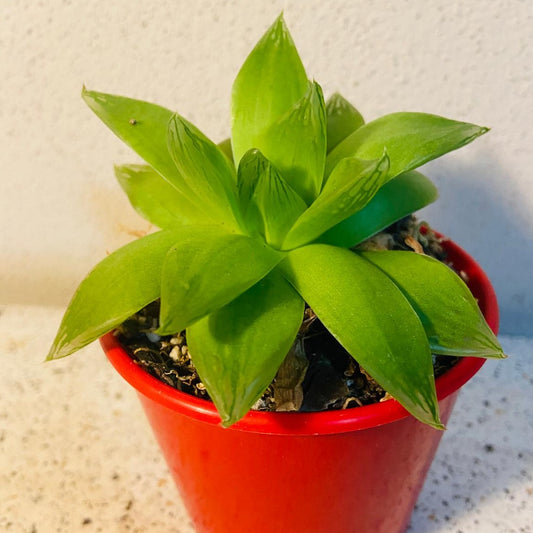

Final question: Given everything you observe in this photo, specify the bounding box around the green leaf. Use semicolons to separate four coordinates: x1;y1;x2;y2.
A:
231;14;309;165
237;149;307;248
360;251;505;358
280;244;442;428
82;88;204;225
320;170;438;248
114;164;191;229
167;114;242;231
187;270;304;426
255;81;327;204
158;227;283;334
282;154;390;250
326;92;365;153
47;229;185;360
325;112;489;178
217;138;233;163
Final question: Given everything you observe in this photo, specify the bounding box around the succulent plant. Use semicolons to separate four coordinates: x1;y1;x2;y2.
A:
48;14;505;428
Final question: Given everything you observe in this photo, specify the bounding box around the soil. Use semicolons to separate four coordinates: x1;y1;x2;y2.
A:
116;216;459;413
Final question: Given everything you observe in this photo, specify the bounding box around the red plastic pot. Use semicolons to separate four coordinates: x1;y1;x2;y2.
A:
102;236;499;533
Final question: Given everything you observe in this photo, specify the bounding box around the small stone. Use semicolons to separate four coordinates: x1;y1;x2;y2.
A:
169;346;181;362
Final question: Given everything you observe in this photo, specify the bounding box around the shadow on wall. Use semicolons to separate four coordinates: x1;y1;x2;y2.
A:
420;149;532;337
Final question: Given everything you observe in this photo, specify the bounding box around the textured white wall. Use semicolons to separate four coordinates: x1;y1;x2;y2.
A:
1;0;531;334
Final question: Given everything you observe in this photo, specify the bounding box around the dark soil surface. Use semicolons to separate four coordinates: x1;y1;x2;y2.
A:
116;216;459;413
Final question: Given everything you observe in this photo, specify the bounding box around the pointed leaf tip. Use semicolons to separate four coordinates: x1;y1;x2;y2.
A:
231;13;308;165
280;244;441;427
320;170;439;248
237;149;307;247
114;163;192;228
166;113;242;230
47;229;186;360
282;153;390;249
273;12;286;28
360;251;505;359
80;89;227;222
187;270;304;426
326;112;491;179
252;80;327;204
325;92;365;152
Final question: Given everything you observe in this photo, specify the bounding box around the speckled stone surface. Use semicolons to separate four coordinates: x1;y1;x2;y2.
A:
1;305;531;532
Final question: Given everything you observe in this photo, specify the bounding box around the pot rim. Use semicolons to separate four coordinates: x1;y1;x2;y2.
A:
101;235;499;436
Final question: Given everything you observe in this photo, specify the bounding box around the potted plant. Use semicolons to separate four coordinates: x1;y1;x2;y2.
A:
48;14;505;533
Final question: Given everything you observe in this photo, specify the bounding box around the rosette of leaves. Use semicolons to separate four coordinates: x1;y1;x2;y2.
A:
48;15;504;428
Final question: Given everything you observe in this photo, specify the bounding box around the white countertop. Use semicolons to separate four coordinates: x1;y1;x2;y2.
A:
1;304;531;532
